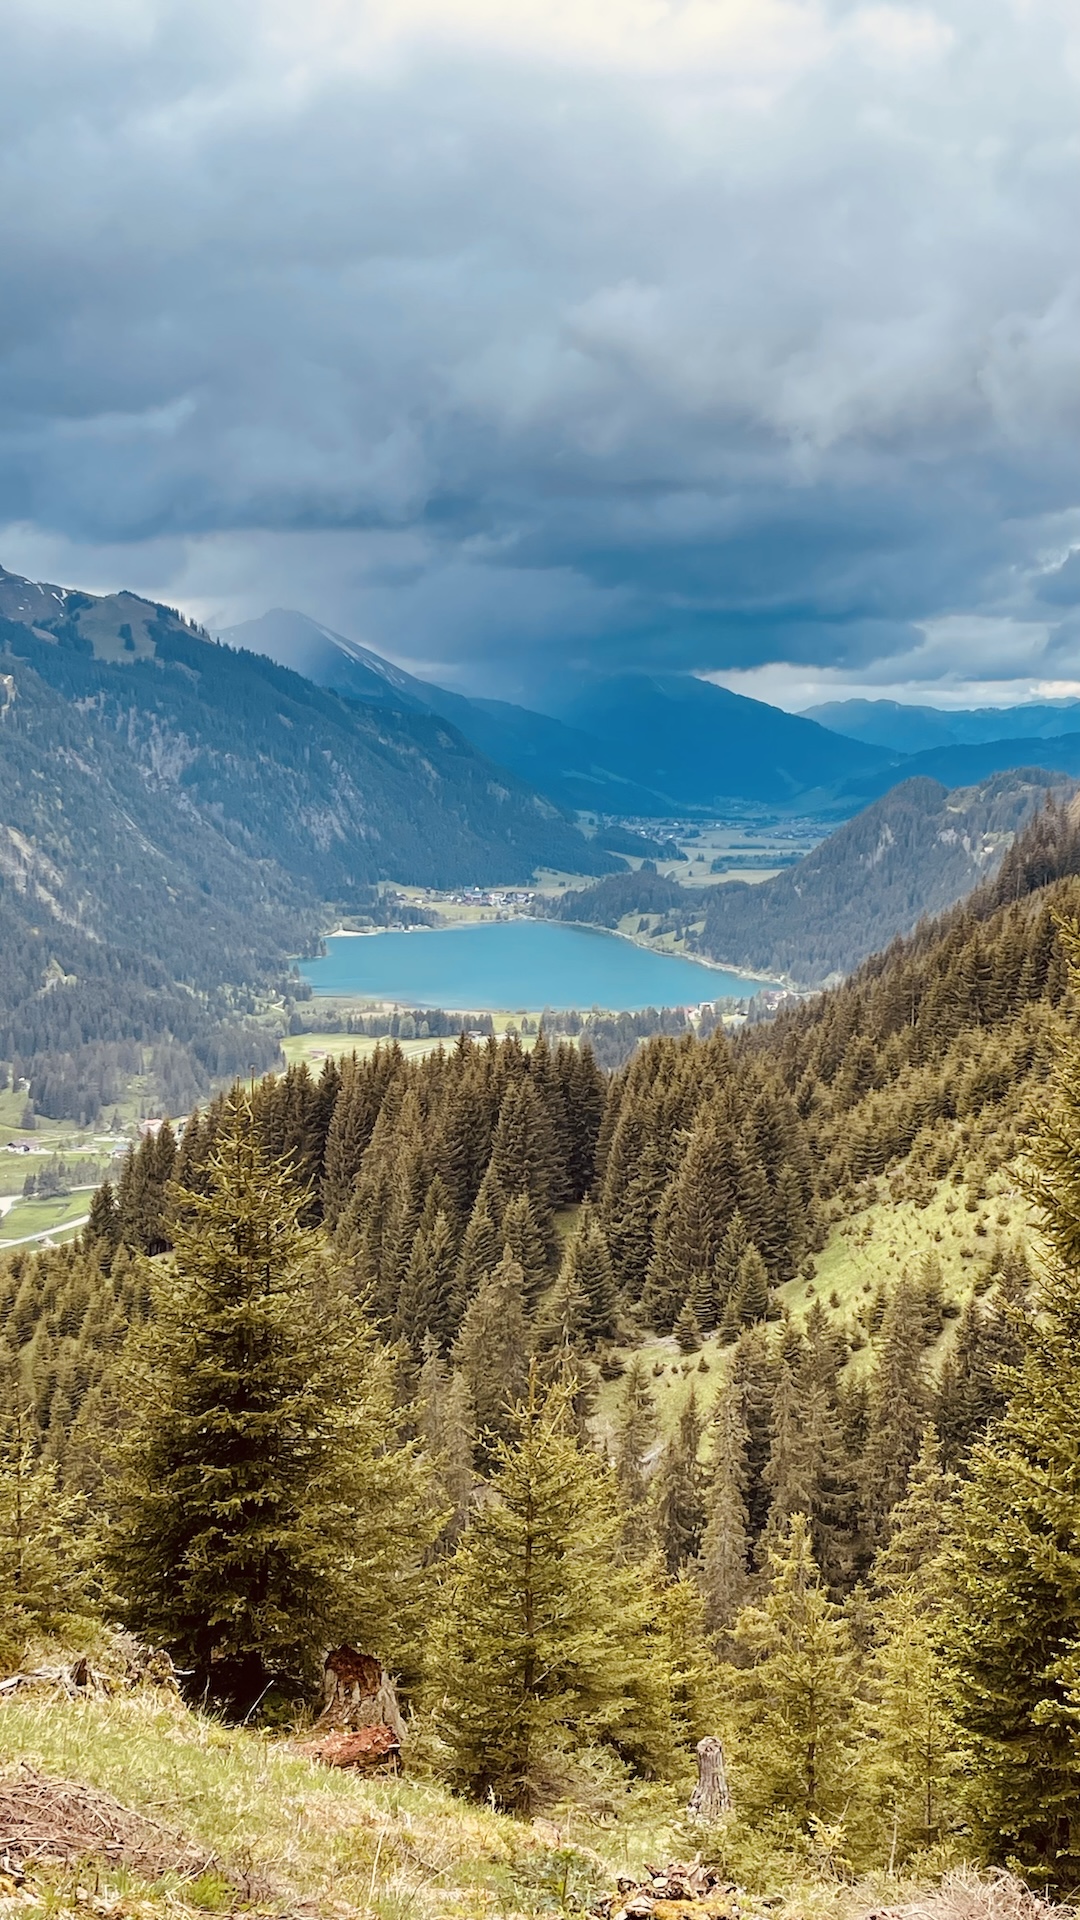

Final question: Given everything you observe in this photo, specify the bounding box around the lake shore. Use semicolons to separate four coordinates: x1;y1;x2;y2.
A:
324;913;790;994
301;919;784;1012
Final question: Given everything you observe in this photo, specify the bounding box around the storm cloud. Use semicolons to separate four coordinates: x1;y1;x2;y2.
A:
3;0;1080;703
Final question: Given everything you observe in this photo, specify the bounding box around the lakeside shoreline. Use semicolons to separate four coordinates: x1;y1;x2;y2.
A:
307;915;791;1005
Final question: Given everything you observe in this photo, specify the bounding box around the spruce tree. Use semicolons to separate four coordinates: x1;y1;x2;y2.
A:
651;1387;706;1574
699;1381;751;1636
728;1513;858;1827
549;1203;618;1347
864;1427;960;1863
451;1193;503;1326
394;1207;457;1356
734;1245;770;1325
942;918;1080;1879
674;1302;703;1353
85;1180;121;1266
107;1091;433;1710
415;1337;473;1553
452;1246;530;1465
862;1278;931;1548
431;1368;672;1810
0;1405;91;1666
613;1354;659;1560
499;1189;554;1307
488;1078;560;1254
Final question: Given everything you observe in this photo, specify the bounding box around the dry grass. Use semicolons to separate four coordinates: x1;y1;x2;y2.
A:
0;1765;217;1881
0;1689;679;1920
876;1870;1073;1920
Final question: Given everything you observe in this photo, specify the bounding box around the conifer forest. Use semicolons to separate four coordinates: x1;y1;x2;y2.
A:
8;798;1080;1907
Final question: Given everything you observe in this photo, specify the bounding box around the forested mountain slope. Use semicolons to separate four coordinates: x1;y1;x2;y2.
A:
0;567;613;1118
694;770;1067;981
225;606;666;814
9;795;1080;1875
539;771;1067;984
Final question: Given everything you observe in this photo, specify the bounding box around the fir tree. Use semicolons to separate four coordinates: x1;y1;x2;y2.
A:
452;1246;530;1465
862;1278;931;1548
451;1193;503;1327
431;1368;672;1811
651;1387;706;1574
107;1091;433;1710
394;1207;457;1357
549;1203;618;1347
0;1404;91;1666
734;1245;770;1325
499;1190;554;1307
864;1428;960;1863
699;1381;751;1637
613;1354;659;1560
415;1337;473;1554
673;1302;703;1353
85;1179;121;1265
942;918;1080;1879
728;1513;858;1827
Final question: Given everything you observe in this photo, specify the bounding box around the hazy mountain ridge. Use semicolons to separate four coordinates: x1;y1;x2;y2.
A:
544;671;894;807
226;611;901;813
833;730;1080;804
223;608;668;815
808;694;1080;754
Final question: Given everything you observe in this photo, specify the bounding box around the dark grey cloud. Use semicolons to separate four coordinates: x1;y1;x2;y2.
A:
3;0;1080;702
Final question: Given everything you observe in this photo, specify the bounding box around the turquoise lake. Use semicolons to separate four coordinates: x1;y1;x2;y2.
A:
299;920;778;1011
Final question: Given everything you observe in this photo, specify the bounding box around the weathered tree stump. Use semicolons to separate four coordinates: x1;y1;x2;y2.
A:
301;1646;406;1770
687;1735;732;1820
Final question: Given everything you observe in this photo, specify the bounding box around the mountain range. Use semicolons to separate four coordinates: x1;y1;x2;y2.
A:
222;610;893;813
806;694;1080;754
0;564;616;1118
544;770;1072;986
693;769;1070;982
6;553;1080;1121
228;609;1080;818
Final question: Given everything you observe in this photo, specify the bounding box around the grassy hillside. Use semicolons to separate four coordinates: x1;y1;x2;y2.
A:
0;1683;670;1920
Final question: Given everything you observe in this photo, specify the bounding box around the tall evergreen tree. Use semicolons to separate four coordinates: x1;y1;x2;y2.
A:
0;1404;91;1666
547;1203;618;1348
727;1513;858;1828
395;1207;457;1357
864;1427;960;1863
451;1193;503;1327
651;1387;706;1574
699;1381;752;1637
452;1247;530;1465
862;1278;931;1548
415;1337;473;1554
613;1354;659;1561
942;919;1080;1881
431;1369;672;1811
107;1091;433;1709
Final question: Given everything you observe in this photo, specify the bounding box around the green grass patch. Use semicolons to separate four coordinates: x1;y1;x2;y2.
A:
0;1189;94;1243
0;1688;682;1920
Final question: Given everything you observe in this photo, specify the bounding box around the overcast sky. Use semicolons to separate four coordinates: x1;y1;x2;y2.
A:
3;0;1080;707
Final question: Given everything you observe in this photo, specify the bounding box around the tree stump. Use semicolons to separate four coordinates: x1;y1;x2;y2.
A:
687;1736;732;1820
315;1647;406;1745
